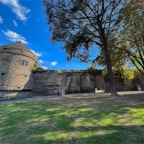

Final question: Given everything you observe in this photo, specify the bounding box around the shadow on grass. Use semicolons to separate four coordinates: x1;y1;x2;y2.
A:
0;93;144;144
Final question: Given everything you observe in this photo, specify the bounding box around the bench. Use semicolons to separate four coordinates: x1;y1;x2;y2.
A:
95;87;104;93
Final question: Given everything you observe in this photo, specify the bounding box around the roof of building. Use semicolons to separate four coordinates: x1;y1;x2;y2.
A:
0;41;34;55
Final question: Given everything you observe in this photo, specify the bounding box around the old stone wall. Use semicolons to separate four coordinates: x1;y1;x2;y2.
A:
104;79;136;92
95;75;105;90
0;52;36;91
32;71;62;95
62;71;96;93
133;73;144;90
0;42;143;101
33;70;103;95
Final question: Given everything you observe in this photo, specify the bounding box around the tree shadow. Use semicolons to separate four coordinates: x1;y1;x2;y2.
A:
0;93;144;144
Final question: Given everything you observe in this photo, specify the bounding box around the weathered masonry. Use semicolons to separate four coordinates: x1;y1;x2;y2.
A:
0;42;143;100
32;69;104;95
0;42;37;91
0;42;104;99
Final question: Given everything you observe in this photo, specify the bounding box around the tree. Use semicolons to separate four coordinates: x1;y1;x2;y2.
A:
43;0;128;96
87;65;98;71
32;61;41;71
96;43;128;72
98;0;144;75
112;34;144;75
121;0;144;75
113;0;144;75
86;65;99;74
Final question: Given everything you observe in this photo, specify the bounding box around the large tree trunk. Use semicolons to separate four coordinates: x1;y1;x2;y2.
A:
103;45;118;96
97;20;118;96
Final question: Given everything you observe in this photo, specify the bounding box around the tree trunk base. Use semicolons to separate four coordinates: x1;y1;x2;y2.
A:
110;86;118;96
110;93;118;96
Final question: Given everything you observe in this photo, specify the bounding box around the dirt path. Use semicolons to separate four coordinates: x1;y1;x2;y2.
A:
0;91;143;105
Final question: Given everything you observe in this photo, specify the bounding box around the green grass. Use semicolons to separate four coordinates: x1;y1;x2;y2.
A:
0;94;144;144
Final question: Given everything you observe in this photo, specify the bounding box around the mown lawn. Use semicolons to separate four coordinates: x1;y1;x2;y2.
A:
0;93;144;144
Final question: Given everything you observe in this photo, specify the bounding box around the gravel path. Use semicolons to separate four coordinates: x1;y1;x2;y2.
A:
0;91;143;105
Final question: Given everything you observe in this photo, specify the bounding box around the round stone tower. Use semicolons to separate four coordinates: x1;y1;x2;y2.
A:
0;42;37;91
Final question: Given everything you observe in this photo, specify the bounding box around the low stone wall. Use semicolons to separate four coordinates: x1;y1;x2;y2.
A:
104;80;135;92
0;90;61;101
0;91;35;101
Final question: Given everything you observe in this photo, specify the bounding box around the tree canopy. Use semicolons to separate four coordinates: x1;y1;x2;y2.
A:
43;0;130;95
118;0;144;75
96;0;144;75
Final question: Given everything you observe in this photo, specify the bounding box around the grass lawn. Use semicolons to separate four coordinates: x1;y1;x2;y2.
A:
0;93;144;144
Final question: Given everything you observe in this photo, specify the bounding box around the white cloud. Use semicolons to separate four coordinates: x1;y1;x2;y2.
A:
39;60;43;63
50;61;57;66
42;66;48;70
13;19;18;26
30;49;42;57
0;16;3;23
37;61;58;69
0;0;30;21
2;29;28;44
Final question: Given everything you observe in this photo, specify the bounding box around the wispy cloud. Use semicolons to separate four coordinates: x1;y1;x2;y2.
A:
42;66;48;70
2;29;28;44
0;0;30;21
38;61;58;70
50;61;57;66
30;49;42;57
39;60;43;63
13;19;18;27
0;16;3;23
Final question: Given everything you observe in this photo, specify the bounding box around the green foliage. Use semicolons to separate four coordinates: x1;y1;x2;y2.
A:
123;69;135;80
102;67;136;82
97;45;128;69
86;65;98;71
96;0;144;76
32;61;41;71
32;66;37;71
43;0;128;63
56;70;63;74
36;61;41;68
112;0;144;75
86;65;99;75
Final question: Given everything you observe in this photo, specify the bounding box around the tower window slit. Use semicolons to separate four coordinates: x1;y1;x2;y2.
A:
21;60;28;66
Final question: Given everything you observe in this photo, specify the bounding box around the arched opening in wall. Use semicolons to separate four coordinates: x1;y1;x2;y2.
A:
65;74;73;93
80;74;93;92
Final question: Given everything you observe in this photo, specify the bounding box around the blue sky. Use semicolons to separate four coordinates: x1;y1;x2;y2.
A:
0;0;101;70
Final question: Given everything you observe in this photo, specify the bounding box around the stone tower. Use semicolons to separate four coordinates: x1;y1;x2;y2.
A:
0;42;37;91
